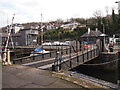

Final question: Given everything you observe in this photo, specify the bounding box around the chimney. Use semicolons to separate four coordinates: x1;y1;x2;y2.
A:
88;28;90;34
95;28;98;32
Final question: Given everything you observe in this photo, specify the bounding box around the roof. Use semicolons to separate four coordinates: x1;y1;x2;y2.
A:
81;29;102;38
11;33;21;37
20;28;38;31
34;48;44;52
99;34;108;37
2;33;8;37
2;33;21;37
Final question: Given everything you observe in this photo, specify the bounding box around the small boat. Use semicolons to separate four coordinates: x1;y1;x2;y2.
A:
30;48;50;56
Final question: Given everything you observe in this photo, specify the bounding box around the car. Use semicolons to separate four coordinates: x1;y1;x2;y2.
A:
42;42;52;46
65;41;71;45
53;41;60;45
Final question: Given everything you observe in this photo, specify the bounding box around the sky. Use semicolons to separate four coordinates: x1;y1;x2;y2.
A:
0;0;119;28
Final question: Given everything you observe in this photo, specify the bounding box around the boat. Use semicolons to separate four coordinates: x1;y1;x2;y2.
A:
30;48;50;56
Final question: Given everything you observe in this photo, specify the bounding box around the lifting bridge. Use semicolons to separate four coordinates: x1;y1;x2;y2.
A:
12;40;101;71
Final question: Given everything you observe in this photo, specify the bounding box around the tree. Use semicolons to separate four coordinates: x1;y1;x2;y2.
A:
93;10;103;32
110;9;119;35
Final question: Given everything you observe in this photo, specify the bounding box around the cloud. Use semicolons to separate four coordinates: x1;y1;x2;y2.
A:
0;0;118;27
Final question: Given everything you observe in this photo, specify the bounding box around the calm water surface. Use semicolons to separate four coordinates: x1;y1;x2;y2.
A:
73;65;118;84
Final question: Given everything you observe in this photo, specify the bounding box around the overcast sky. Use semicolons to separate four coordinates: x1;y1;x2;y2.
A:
0;0;119;27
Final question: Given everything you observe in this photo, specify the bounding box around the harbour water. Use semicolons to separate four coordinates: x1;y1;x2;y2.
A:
72;52;120;84
73;65;117;84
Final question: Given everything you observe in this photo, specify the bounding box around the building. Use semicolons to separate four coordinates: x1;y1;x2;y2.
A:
80;28;102;44
60;22;80;30
12;24;24;33
2;28;39;46
15;28;39;46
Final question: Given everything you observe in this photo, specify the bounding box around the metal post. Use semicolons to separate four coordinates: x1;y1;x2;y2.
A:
77;40;79;63
7;49;11;65
91;50;92;59
69;45;72;68
3;14;15;65
87;48;89;60
80;41;82;51
40;13;43;45
82;53;84;62
66;45;68;54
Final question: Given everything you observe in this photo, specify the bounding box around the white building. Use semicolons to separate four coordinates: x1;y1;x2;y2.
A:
61;22;80;30
13;24;24;33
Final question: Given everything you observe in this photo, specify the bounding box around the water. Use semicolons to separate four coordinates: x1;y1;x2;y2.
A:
73;65;117;84
72;52;120;84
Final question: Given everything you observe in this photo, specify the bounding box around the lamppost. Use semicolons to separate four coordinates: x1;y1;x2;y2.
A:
41;13;43;45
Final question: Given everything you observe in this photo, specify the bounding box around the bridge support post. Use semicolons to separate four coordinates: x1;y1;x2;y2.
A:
50;51;51;57
52;51;62;72
42;54;44;59
82;54;84;62
70;61;72;68
77;56;79;63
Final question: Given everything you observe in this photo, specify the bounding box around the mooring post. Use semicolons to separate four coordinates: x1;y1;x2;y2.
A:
7;49;11;65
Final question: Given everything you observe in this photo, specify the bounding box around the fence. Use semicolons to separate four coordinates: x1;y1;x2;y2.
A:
12;48;71;64
52;45;100;71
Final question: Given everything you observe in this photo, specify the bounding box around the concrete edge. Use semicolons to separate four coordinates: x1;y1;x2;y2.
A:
52;72;111;89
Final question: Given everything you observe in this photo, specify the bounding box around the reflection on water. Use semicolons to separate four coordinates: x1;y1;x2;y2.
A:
73;65;117;84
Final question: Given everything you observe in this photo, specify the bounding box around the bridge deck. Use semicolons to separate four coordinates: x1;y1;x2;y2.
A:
20;45;99;71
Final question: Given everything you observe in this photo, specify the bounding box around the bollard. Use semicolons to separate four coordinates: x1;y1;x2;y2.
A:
7;50;11;65
52;65;59;72
2;53;7;65
52;65;55;71
2;50;11;65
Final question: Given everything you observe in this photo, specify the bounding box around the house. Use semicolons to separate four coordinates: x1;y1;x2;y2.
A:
12;24;24;33
80;28;102;44
16;28;39;46
60;22;80;30
2;33;9;46
2;28;39;46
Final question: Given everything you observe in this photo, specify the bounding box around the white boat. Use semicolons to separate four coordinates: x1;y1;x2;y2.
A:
30;48;50;56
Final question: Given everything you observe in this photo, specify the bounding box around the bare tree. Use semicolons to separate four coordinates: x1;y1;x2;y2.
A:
93;9;103;18
105;6;109;16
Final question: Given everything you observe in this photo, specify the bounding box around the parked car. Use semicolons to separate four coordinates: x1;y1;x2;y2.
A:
42;42;52;46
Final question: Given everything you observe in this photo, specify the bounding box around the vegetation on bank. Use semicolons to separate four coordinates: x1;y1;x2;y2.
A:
44;9;120;41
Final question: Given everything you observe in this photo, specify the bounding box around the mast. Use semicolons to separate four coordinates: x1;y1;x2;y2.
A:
41;13;43;45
